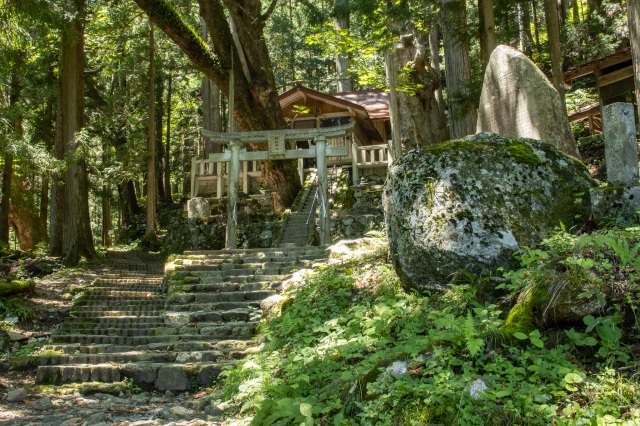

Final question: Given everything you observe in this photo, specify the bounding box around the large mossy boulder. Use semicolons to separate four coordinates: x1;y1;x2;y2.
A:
383;133;596;294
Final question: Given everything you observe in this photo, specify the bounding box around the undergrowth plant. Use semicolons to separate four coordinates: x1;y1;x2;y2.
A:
219;229;640;425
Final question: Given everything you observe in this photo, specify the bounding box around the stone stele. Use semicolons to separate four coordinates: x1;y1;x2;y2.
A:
187;197;211;219
477;45;581;159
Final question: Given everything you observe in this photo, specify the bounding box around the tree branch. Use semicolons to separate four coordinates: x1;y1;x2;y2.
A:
261;0;279;22
131;0;228;90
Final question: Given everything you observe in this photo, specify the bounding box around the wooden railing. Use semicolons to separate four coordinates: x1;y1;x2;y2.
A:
351;143;392;184
191;137;392;197
190;158;262;198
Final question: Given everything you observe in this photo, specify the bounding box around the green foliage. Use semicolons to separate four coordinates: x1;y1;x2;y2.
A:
0;297;34;322
1;340;43;370
219;225;640;424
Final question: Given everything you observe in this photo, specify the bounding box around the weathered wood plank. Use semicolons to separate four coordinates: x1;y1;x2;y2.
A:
202;123;354;143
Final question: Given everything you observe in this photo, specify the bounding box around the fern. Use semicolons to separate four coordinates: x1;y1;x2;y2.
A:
464;312;484;357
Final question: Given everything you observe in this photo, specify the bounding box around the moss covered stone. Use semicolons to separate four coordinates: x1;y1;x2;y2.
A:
502;266;603;334
383;132;596;295
0;280;35;297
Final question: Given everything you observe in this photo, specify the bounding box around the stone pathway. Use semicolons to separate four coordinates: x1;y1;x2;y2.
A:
278;180;317;248
1;246;328;425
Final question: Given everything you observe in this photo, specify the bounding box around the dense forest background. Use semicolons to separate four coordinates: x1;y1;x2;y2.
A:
0;0;636;264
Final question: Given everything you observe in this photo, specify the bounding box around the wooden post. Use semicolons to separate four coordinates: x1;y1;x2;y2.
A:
216;161;223;198
316;136;330;246
190;157;197;198
226;140;241;249
351;142;359;185
242;160;249;194
298;158;304;185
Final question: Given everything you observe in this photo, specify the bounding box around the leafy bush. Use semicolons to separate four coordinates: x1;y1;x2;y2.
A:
219;228;640;425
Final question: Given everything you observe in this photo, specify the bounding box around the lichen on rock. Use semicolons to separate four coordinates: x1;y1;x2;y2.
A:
383;132;596;295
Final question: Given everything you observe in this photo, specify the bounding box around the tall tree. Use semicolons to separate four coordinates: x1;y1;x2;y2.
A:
144;20;158;243
334;0;351;91
628;0;640;122
164;71;173;204
441;0;477;139
544;0;566;111
132;0;301;208
60;0;97;265
0;58;22;249
478;0;497;72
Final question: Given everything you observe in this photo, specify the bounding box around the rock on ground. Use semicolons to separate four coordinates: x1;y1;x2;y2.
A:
384;133;596;296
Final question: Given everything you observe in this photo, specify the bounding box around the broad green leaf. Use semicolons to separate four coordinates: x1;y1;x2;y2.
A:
513;332;528;340
530;337;544;348
564;372;584;384
495;389;512;397
300;402;313;418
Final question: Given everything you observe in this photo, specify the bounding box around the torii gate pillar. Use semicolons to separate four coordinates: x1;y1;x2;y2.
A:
225;140;241;249
316;137;331;246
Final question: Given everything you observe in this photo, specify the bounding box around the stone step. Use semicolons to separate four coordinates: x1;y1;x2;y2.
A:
39;351;176;366
61;321;165;330
73;300;164;308
54;326;165;337
202;274;289;284
170;282;279;293
168;301;262;312
36;364;123;385
68;316;165;326
183;247;327;257
82;289;162;297
167;290;276;304
40;339;256;355
50;334;178;346
164;309;256;325
70;309;163;317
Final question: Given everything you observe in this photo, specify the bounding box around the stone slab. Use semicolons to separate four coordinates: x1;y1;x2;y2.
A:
477;45;580;158
603;102;639;186
590;185;640;225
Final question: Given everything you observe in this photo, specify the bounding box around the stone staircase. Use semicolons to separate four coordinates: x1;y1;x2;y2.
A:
36;247;328;391
278;183;318;247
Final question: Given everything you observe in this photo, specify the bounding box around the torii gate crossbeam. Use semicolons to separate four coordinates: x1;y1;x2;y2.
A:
201;124;353;249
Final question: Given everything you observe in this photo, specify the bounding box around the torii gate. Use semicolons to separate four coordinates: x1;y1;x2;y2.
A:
201;123;353;249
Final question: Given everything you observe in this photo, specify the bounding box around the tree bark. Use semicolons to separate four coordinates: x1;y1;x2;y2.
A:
478;0;497;72
532;0;542;54
334;0;352;91
50;74;64;256
61;0;97;266
200;19;222;157
429;25;445;110
441;0;477;139
144;20;158;243
9;183;47;251
155;58;165;202
132;0;301;208
518;1;533;55
0;62;22;249
544;0;566;111
164;72;173;204
628;0;640;123
386;35;447;152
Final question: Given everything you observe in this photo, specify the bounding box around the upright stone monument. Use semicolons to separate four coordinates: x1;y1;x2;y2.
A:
590;102;640;224
187;198;211;220
602;102;639;186
477;45;581;159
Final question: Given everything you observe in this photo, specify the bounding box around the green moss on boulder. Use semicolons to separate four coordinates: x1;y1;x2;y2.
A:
502;266;604;334
384;133;596;295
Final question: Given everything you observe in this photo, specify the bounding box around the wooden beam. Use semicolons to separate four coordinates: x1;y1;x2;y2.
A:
209;146;348;163
202;123;354;144
596;65;634;88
